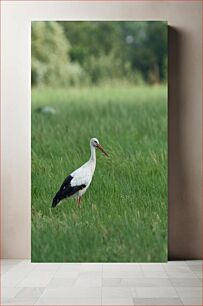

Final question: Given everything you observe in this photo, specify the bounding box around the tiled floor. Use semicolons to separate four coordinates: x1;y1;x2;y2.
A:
1;260;202;305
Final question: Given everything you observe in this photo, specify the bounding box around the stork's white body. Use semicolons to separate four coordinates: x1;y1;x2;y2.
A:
70;145;96;199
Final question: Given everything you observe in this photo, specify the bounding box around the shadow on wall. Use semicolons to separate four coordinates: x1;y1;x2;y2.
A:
168;26;202;260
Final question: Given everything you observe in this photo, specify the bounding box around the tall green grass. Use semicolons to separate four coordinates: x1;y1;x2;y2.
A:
31;85;167;262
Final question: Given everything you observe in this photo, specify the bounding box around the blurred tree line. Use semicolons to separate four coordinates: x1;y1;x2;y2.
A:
31;21;167;87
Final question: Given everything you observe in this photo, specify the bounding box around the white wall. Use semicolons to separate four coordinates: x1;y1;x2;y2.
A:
1;1;202;259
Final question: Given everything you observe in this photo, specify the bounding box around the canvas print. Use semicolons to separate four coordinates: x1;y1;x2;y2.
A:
31;21;168;262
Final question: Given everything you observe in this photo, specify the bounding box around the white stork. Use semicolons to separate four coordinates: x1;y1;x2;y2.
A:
52;138;108;208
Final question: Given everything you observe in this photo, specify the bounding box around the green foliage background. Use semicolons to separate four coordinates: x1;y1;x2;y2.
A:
31;21;167;86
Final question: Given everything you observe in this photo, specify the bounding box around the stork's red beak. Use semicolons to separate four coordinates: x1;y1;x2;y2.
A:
96;144;109;157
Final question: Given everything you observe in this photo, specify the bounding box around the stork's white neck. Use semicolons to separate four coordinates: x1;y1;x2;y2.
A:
90;144;96;162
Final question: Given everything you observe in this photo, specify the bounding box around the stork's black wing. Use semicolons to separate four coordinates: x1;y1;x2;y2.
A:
52;175;86;208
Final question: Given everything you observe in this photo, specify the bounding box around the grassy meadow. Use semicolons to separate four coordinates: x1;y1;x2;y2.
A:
31;85;167;262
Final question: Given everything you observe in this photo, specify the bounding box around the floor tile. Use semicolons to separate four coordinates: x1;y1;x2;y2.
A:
2;275;24;287
103;264;142;274
103;270;143;278
15;287;45;298
194;271;202;279
102;278;122;287
2;287;23;299
186;260;202;266
135;287;178;298
166;271;197;278
189;265;202;272
164;265;192;273
1;259;202;306
133;297;183;305
175;287;202;298
102;297;134;305
165;261;187;266
75;277;102;287
57;263;81;271
7;260;31;269
79;271;102;278
2;265;16;274
102;287;132;298
31;263;60;272
180;296;202;305
54;271;80;278
35;297;101;305
3;297;38;305
73;270;102;287
1;259;23;265
41;286;101;298
17;271;56;287
54;266;80;278
1;299;10;305
81;263;102;272
122;277;172;287
47;277;76;288
170;278;202;287
141;263;165;272
2;263;36;287
143;271;168;278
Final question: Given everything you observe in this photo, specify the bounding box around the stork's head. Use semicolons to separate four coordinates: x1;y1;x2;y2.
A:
90;138;109;157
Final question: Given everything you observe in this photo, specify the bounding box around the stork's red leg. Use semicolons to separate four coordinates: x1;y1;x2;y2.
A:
77;197;82;208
